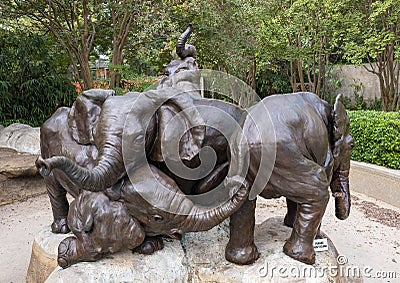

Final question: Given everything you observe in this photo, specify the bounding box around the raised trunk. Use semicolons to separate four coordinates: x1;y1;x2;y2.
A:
176;24;193;59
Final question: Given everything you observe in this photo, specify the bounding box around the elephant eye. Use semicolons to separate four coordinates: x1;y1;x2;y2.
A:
153;214;163;222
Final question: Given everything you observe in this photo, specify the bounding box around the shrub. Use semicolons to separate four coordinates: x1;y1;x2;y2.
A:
0;31;76;127
348;110;400;169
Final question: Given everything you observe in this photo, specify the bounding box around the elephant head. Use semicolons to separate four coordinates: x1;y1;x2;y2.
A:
36;89;206;192
158;25;200;94
120;165;249;238
68;89;115;145
58;190;145;268
330;94;354;220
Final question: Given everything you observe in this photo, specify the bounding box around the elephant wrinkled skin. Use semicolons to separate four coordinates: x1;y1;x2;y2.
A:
57;164;248;268
225;92;353;265
36;25;353;269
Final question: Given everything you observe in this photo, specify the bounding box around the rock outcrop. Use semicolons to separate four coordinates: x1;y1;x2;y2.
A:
27;217;359;282
0;124;44;205
0;123;40;154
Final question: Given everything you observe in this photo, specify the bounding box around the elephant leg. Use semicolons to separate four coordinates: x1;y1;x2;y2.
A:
283;188;329;265
225;198;260;265
133;236;164;255
283;198;298;228
45;174;70;233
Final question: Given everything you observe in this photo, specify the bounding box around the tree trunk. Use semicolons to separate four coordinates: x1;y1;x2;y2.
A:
289;60;297;92
246;59;257;90
109;5;135;89
80;56;93;90
110;51;123;89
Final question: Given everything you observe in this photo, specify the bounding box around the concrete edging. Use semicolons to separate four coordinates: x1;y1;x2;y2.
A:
350;161;400;208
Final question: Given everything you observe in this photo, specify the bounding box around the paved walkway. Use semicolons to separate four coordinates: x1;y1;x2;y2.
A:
1;191;399;283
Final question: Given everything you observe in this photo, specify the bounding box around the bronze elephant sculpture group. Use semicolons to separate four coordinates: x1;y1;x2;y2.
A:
36;26;353;268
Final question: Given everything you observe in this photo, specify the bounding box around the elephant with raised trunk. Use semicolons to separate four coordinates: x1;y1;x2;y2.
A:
57;164;249;268
225;92;354;265
36;25;227;235
36;24;353;267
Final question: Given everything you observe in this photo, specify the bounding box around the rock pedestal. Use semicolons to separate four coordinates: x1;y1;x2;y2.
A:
27;217;358;282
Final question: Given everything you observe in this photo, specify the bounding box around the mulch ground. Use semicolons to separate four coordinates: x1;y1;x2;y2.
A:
352;195;400;229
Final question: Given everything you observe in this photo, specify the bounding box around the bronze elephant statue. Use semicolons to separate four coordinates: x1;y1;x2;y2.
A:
57;164;249;268
36;25;353;268
39;89;114;233
225;92;353;265
40;90;352;268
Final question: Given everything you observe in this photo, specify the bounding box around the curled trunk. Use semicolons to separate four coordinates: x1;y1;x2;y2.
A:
36;149;125;192
176;24;196;59
180;179;249;233
36;96;136;191
120;165;249;237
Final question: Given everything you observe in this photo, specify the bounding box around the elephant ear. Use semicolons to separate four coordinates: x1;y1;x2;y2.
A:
150;100;205;162
332;94;348;157
148;90;205;163
68;89;115;145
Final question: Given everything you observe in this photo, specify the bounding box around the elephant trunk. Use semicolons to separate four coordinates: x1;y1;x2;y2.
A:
330;159;351;220
179;181;249;233
176;24;194;59
35;95;143;192
36;141;125;192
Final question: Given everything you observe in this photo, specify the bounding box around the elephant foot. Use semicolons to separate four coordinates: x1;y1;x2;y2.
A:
283;239;315;265
283;213;295;228
133;237;164;255
58;236;102;268
51;218;70;234
57;237;81;268
225;243;260;265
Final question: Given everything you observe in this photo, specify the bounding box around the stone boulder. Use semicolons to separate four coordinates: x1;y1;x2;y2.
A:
0;148;45;205
27;217;359;282
0;124;45;204
0;123;40;154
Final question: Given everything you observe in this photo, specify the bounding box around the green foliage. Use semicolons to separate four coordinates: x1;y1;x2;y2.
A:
322;92;382;111
256;65;292;98
257;0;347;94
168;0;260;80
348;110;400;169
114;76;160;95
0;30;76;127
341;0;400;111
